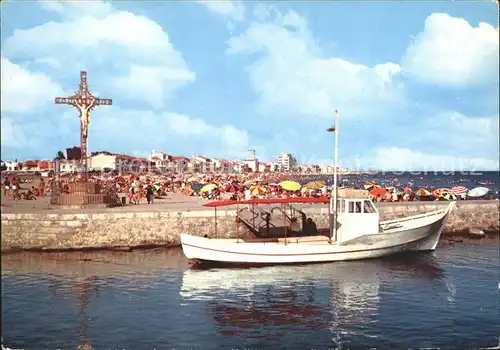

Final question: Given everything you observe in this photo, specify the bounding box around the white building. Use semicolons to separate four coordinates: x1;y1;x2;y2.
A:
231;161;246;173
3;160;20;171
242;158;259;172
171;156;189;173
89;152;151;173
258;162;279;172
151;151;173;173
189;156;214;173
60;160;81;173
276;153;297;171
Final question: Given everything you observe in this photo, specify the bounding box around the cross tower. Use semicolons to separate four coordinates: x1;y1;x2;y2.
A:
55;71;112;172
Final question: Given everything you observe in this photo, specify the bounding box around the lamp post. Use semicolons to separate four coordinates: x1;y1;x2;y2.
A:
327;109;339;242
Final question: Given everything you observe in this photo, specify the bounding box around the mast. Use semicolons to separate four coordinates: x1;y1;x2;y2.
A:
327;109;339;242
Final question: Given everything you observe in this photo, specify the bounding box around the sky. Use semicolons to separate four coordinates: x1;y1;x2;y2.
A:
1;0;499;171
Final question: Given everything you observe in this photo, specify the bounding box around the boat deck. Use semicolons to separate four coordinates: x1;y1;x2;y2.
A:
236;235;333;245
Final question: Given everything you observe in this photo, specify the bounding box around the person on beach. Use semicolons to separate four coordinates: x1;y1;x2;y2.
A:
146;185;154;204
38;178;45;197
3;178;10;196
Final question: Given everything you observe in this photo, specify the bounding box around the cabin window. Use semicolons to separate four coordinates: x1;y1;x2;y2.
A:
348;201;363;213
355;201;362;213
335;199;345;212
363;200;376;213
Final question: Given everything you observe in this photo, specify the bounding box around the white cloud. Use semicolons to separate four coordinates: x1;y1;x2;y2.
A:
3;5;194;107
1;118;29;148
226;7;404;119
113;65;195;108
344;111;499;171
0;57;63;114
90;108;249;158
425;112;499;158
38;0;112;18
402;13;499;86
197;0;245;21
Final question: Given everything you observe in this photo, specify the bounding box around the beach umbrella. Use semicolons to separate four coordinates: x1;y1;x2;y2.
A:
153;182;161;191
279;180;301;191
201;183;217;193
224;183;242;193
364;182;376;190
414;189;431;197
467;187;489;198
432;188;451;197
450;186;468;196
304;181;325;190
370;186;387;197
243;179;257;187
441;192;457;201
250;185;267;196
190;183;203;191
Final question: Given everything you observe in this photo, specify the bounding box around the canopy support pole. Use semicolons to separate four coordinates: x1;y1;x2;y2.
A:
328;199;332;244
282;204;287;245
236;204;240;243
214;207;218;236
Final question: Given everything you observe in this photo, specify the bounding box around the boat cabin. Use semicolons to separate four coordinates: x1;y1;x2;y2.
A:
202;189;380;244
332;189;380;243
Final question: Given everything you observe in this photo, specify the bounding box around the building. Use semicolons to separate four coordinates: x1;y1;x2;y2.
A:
171;156;189;173
66;146;82;160
242;158;259;172
89;152;152;173
60;159;81;173
276;153;298;171
3;160;20;171
151;151;173;173
189;156;213;173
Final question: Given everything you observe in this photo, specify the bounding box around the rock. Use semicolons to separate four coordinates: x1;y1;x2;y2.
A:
468;228;485;239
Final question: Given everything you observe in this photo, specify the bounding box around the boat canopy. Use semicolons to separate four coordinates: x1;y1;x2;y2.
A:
203;197;330;208
337;188;371;199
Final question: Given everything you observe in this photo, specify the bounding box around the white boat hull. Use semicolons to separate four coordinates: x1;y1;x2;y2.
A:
181;202;454;265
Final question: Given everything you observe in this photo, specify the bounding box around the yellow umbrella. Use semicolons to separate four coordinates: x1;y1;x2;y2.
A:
279;180;301;191
441;192;457;201
303;181;325;190
364;182;376;190
201;183;217;193
250;185;267;196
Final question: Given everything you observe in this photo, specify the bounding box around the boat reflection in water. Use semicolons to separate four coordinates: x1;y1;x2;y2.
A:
180;253;445;342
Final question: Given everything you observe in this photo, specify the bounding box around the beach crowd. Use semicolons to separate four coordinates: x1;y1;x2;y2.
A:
1;171;495;205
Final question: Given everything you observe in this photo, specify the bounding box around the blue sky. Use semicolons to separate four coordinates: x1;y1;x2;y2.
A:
1;0;498;171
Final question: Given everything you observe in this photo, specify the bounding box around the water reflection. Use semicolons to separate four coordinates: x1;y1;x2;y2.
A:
2;248;189;279
2;249;188;350
180;253;444;341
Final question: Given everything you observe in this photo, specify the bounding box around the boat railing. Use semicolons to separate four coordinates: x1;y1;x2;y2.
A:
380;207;447;226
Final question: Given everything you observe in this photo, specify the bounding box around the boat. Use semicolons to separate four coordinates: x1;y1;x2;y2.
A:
181;110;456;265
180;189;456;265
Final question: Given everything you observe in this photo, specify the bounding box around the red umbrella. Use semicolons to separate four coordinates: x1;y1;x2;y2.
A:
450;186;468;195
370;186;387;197
224;183;242;193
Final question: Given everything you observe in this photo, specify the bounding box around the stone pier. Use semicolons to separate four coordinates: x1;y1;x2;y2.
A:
1;201;499;252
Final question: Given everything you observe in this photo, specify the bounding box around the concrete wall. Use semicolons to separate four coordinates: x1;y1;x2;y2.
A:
1;201;498;252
